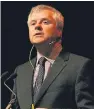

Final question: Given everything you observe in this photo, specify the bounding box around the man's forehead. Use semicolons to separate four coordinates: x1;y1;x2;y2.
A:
31;9;54;14
30;10;54;19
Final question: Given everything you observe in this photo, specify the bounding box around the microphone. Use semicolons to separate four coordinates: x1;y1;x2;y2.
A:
0;71;9;79
29;45;35;70
4;72;17;107
29;37;61;68
49;40;56;45
49;37;61;45
29;45;35;109
4;72;17;81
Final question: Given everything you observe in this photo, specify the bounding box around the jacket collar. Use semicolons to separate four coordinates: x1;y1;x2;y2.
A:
34;51;70;105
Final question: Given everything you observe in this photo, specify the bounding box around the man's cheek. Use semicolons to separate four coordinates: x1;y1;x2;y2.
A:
46;30;54;35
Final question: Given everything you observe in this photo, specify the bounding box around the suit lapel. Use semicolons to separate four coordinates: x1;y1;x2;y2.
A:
34;52;70;105
30;57;36;97
17;56;37;109
25;57;36;108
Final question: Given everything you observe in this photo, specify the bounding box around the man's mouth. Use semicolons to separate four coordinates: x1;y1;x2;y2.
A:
34;33;44;36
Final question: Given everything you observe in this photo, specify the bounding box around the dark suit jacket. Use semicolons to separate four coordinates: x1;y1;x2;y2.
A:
11;52;94;109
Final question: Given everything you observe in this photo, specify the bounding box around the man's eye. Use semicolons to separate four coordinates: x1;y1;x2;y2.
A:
43;20;50;24
30;22;36;25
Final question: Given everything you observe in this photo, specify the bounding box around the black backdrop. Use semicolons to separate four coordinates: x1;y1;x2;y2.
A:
1;1;94;109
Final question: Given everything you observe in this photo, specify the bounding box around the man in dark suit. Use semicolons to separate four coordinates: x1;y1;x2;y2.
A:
6;4;94;109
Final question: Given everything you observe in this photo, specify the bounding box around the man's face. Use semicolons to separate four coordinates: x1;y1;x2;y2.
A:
28;10;62;45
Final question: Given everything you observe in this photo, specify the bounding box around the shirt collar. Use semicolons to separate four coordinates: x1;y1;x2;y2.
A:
36;52;55;65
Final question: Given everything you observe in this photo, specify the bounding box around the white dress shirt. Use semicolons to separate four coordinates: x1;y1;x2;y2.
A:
33;52;55;87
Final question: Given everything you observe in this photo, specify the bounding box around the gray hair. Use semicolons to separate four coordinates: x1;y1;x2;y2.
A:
27;4;64;31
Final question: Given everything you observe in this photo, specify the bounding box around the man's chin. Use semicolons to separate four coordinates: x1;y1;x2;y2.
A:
32;42;45;46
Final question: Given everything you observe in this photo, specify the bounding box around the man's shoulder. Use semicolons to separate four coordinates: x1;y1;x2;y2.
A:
68;52;92;67
60;51;90;61
18;61;30;68
69;52;90;61
60;51;91;66
14;57;36;73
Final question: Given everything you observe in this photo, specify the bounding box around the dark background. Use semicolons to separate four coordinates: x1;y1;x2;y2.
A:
1;1;94;109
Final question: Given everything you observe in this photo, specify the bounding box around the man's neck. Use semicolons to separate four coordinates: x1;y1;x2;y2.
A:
35;42;62;60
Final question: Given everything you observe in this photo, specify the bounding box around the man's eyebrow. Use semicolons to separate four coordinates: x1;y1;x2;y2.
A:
30;20;36;22
31;18;50;22
41;18;50;21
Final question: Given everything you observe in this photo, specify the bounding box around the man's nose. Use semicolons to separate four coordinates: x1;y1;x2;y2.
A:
35;24;42;30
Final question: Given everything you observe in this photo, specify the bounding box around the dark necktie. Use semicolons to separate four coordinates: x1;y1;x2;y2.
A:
33;57;46;101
